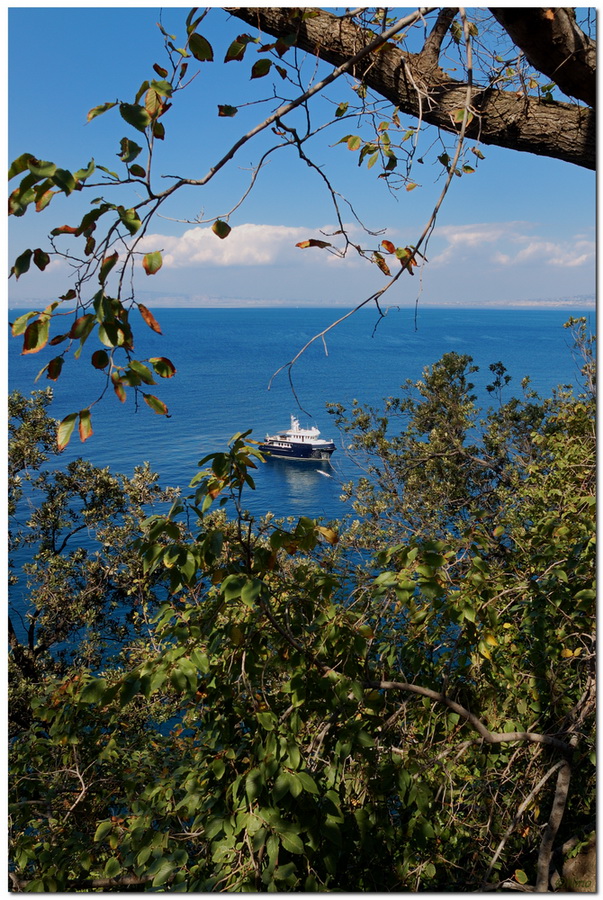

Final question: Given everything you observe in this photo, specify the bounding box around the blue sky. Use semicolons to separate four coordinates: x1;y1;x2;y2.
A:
8;6;596;310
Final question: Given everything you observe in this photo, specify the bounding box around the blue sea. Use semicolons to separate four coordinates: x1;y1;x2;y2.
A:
9;306;593;524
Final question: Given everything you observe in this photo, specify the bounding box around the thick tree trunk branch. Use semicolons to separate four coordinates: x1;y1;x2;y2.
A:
229;7;595;170
489;8;596;108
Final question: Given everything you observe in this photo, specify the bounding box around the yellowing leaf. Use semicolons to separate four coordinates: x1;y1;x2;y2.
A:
142;251;163;276
143;394;169;416
57;413;78;451
317;526;338;545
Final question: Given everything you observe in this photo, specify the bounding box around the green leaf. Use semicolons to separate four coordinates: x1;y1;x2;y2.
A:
218;105;238;117
87;101;117;123
11;310;38;336
149;356;176;378
296;771;319;794
212;219;231;239
241;578;262;607
33;248;50;271
117;207;142;235
119;103;151;132
280;832;304;855
143;251;163;276
129;360;156;384
27;158;57;179
79;677;107;703
224;34;252;63
251;58;272;79
143;394;169;416
99;251;119;284
151;858;175;888
57;413;78;451
94;821;113;842
11;249;33;279
103;857;121;879
118;137;142;163
9;152;35;180
515;869;529;885
189;32;214;61
245;768;263;801
52;168;76;195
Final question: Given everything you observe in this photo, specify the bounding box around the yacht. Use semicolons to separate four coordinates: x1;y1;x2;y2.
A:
259;416;336;460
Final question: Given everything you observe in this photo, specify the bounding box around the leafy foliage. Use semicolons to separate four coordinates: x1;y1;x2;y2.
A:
9;322;595;891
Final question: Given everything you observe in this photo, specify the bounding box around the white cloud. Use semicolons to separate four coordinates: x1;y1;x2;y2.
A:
140;222;348;268
430;222;525;266
431;222;594;270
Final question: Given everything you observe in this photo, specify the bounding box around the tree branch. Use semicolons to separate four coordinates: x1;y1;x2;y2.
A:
230;7;595;169
489;8;596;107
368;679;573;756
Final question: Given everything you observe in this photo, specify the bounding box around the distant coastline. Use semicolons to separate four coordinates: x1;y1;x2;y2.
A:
7;294;596;311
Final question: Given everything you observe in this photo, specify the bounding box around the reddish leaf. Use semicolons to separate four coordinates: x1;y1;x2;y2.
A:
47;357;64;381
91;350;110;370
35;189;56;212
111;372;127;403
138;304;162;334
51;224;80;237
78;409;93;443
373;252;391;277
381;240;396;254
22;318;50;355
296;239;332;250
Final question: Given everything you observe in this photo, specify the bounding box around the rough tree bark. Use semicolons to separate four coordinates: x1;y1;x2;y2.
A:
228;7;595;170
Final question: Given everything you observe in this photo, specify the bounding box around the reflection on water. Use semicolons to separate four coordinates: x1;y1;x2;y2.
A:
251;456;342;521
